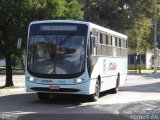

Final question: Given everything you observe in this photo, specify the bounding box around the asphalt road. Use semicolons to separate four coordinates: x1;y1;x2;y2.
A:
0;74;160;120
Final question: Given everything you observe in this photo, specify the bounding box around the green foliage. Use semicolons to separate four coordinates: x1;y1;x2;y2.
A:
25;0;83;20
64;0;83;20
126;18;152;53
82;0;160;53
0;0;26;55
0;0;84;56
83;0;132;31
0;0;84;86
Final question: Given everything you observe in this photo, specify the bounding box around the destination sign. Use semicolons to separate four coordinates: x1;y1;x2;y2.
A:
40;25;77;31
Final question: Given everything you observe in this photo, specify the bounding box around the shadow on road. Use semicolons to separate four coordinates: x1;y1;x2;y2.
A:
0;93;118;114
30;94;94;105
0;93;160;119
0;93;90;106
0;93;130;120
18;114;131;120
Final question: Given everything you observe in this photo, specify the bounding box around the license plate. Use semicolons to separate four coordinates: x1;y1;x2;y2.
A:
49;86;60;90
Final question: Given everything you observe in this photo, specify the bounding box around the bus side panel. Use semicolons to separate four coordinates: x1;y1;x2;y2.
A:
90;56;127;92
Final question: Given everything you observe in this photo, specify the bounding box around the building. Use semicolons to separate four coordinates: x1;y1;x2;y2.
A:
128;51;160;69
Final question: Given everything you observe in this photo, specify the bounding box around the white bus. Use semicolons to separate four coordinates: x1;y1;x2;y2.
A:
24;20;128;101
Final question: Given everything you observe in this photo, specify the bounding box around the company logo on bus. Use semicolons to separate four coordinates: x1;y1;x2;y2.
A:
41;80;53;83
108;63;117;71
41;80;66;84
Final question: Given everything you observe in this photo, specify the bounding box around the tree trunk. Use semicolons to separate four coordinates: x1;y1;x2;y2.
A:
20;55;24;70
5;54;14;87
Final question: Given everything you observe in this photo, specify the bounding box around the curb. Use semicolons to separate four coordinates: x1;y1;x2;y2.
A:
127;74;160;81
128;73;160;77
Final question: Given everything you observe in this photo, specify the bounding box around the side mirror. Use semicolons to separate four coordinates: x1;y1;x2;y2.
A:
17;38;22;49
91;35;98;48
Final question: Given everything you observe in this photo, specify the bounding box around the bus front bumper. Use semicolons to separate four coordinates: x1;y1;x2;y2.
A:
25;80;94;95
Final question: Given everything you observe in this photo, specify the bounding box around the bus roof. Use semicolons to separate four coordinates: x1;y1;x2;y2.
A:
30;20;127;39
88;23;128;39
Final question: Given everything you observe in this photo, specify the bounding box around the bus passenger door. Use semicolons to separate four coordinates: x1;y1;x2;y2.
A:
88;34;98;77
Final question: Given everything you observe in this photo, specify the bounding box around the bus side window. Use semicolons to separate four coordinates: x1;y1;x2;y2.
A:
100;33;103;44
87;41;91;77
119;39;122;47
111;36;113;46
115;37;118;47
126;40;128;48
90;34;94;55
90;37;93;54
106;34;108;45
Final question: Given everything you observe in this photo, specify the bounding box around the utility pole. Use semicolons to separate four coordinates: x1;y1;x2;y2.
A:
154;0;158;73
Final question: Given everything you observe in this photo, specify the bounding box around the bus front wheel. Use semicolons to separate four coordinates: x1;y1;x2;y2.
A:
37;92;50;100
90;79;100;101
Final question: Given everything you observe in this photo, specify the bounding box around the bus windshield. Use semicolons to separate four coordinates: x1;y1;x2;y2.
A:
28;34;86;77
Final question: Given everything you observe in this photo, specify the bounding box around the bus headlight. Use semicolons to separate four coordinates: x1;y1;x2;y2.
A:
73;78;84;84
27;77;35;82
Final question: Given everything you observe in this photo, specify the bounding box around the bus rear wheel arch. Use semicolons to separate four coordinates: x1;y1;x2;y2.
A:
111;73;120;94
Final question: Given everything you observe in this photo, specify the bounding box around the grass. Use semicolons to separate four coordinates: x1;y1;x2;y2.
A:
0;86;21;89
128;69;160;74
0;67;24;74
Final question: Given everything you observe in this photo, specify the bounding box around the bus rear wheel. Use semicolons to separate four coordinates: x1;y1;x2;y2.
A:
90;79;100;101
112;74;120;94
37;92;50;100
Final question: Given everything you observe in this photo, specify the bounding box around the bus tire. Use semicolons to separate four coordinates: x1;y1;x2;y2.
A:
37;92;50;100
112;74;120;94
90;79;100;101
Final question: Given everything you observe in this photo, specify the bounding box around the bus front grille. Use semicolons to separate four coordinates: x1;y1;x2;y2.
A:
31;87;80;92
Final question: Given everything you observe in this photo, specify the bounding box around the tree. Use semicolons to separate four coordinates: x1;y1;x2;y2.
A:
126;18;152;53
0;0;27;86
82;0;160;53
124;0;160;53
0;0;84;87
83;0;132;31
25;0;83;20
64;0;83;20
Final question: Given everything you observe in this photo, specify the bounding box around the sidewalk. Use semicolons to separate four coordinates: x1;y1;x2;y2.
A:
0;74;25;95
0;88;25;95
128;73;160;80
